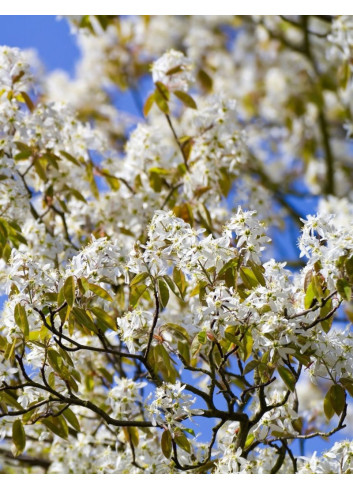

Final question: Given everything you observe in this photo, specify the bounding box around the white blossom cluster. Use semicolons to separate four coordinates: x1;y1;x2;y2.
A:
1;15;353;474
145;381;199;430
152;49;195;92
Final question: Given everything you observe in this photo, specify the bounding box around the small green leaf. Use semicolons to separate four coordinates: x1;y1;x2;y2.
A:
152;344;178;383
336;279;351;301
143;92;155;117
224;325;240;343
240;267;259;289
14;149;32;161
19;91;34;112
292;417;303;434
241;330;253;361
154;82;169;114
340;377;353;398
345;255;353;279
60;150;81;167
217;258;239;279
324;384;346;419
174;90;197;109
86;162;99;199
155;81;170;101
249;261;266;287
34;156;47;181
161;430;172;459
163;275;180;298
219;168;232;197
304;282;316;309
101;171;121;191
198;330;207;344
63;408;81;432
71;307;97;332
91;306;116;331
166;65;184;76
1;391;22;410
154;92;169;114
14;303;29;338
130;284;148;308
243;360;259;375
67;187;87;203
324;388;335;420
42;415;69;440
190;335;202;358
320;298;333;333
244;433;255;450
77;277;89;295
88;282;113;302
47;349;63;374
173;267;187;299
158;278;169;309
130;272;149;286
57;284;65;306
278;366;296;392
178;341;190;364
4;340;17;362
12;419;26;456
149;170;163;192
174;431;191;453
330;384;346;416
197;69;213;92
180;137;193;163
63;276;75;307
163;323;189;341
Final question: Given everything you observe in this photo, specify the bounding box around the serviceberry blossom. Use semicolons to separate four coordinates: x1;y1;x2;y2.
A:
145;381;200;430
152;49;195;92
1;14;353;474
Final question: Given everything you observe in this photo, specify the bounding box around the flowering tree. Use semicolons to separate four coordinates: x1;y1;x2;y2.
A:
2;14;353;474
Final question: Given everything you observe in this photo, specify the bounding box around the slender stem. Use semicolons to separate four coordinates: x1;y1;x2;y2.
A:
165;114;190;171
144;286;160;361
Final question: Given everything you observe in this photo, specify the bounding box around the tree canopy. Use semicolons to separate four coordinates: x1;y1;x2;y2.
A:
1;15;353;474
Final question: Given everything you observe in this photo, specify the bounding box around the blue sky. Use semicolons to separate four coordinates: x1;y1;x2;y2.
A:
0;15;79;74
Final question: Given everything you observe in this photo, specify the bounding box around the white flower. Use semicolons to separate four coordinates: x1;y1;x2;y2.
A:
152;49;195;92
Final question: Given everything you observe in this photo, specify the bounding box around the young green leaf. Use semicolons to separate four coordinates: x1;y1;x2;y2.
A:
174;90;197;109
174;431;191;453
88;282;113;302
14;303;29;338
278;366;296;392
161;430;172;459
329;384;346;416
63;276;76;307
91;306;116;331
158;278;170;308
130;271;149;286
324;388;335;420
143;92;155;117
12;419;26;456
130;284;148;308
336;279;351;301
71;307;97;332
63;408;81;432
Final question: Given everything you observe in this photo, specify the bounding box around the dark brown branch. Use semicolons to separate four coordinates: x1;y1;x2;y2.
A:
240;377;276;404
0;448;51;470
270;443;287;474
